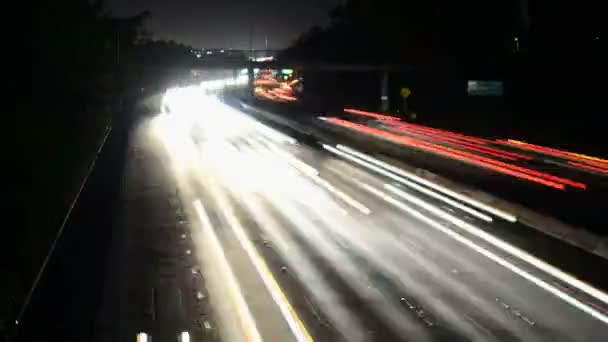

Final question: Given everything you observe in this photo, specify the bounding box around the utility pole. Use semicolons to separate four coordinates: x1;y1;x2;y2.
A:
248;22;255;98
115;29;123;112
249;23;254;61
116;30;120;66
380;70;389;112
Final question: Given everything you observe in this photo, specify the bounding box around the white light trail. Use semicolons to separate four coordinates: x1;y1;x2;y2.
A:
236;192;368;342
335;145;517;222
257;137;318;176
262;191;429;339
383;183;608;308
327;145;491;221
258;138;370;215
205;185;313;342
325;145;484;218
308;174;371;215
193;200;264;342
360;183;608;324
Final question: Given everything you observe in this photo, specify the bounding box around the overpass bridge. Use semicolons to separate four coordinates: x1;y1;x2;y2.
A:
157;49;421;111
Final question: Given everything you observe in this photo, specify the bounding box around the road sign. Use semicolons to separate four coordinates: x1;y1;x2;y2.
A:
400;87;411;98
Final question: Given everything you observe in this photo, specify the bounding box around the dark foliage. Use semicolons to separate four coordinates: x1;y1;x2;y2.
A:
283;0;604;65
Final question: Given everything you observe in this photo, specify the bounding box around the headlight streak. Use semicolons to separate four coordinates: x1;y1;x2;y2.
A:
282;186;519;340
324;144;503;223
382;183;608;308
254;137;371;215
260;189;432;340
230;190;369;342
165;94;423;338
152;88;608;341
194;200;264;342
358;183;608;324
334;145;517;222
202;180;314;342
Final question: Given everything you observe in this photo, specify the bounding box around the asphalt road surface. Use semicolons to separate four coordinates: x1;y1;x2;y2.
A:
93;92;608;342
15;90;608;342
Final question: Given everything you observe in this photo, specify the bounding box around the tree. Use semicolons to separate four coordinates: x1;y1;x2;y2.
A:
284;0;521;64
24;0;151;102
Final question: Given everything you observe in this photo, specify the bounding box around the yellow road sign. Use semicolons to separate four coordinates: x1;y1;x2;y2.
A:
400;87;411;98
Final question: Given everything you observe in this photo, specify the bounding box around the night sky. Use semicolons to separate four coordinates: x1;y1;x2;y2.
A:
107;0;341;49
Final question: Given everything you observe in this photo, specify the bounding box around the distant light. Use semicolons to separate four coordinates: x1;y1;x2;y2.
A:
240;68;248;75
220;49;225;53
196;53;202;58
514;36;519;42
254;56;274;62
596;36;600;41
137;333;148;342
180;331;190;342
206;51;213;55
281;68;294;75
253;68;260;74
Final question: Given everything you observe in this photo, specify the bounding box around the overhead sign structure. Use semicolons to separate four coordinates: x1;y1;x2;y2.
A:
467;80;504;97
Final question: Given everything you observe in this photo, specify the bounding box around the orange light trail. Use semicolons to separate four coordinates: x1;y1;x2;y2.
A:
499;139;608;170
343;108;492;145
323;117;587;190
387;120;493;145
384;124;533;161
343;108;401;121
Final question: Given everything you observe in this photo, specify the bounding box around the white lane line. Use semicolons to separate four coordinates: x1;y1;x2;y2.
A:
383;183;608;307
325;144;474;217
251;119;297;145
237;192;368;342
308;174;371;215
193;200;264;342
329;144;608;308
258;138;370;215
359;184;608;324
207;186;314;342
395;181;492;222
326;149;492;222
220;100;297;145
334;144;517;222
257;137;319;177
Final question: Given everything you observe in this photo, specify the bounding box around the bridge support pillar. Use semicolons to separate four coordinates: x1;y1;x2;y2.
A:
247;64;255;98
380;70;390;112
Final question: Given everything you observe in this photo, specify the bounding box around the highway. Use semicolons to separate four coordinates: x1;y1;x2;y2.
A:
313;109;607;237
103;90;608;341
